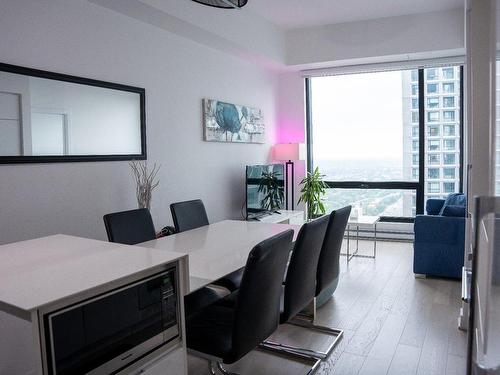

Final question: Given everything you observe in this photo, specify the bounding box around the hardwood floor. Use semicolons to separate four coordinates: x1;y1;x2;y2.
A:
187;240;467;375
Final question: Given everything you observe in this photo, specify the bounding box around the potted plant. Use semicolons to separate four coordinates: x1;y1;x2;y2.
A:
258;170;284;211
298;167;328;220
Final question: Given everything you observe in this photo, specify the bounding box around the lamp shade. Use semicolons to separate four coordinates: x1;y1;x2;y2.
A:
273;143;306;161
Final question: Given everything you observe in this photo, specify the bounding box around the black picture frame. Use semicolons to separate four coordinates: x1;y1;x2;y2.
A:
0;62;147;164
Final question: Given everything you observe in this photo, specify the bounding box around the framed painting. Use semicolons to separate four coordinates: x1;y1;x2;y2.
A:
202;98;265;143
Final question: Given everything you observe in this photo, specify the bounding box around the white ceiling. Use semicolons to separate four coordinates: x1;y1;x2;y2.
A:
247;0;463;29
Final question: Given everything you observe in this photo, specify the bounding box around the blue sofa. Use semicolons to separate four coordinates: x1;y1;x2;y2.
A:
413;193;466;279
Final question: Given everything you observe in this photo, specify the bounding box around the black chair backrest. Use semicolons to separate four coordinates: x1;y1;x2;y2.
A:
282;214;329;323
233;230;294;360
170;199;209;233
316;206;351;296
103;208;156;245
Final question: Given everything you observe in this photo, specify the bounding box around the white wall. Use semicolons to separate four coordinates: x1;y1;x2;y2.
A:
90;0;287;70
286;8;464;68
275;72;307;209
0;0;278;245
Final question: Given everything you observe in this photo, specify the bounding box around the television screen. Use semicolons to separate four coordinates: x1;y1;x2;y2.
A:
246;164;285;219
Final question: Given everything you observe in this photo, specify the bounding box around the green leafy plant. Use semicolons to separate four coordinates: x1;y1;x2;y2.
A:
258;171;284;211
298;167;328;220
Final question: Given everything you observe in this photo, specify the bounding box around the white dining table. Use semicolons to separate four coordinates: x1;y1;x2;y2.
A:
139;220;300;294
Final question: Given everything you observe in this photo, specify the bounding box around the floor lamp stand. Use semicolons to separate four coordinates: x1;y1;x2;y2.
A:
284;160;294;211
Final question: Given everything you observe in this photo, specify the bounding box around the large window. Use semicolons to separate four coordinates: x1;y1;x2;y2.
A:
307;65;463;221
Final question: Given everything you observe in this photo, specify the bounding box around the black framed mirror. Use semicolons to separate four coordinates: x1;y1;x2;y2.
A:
0;62;146;163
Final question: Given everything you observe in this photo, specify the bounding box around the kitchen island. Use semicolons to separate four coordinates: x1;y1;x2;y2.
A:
0;234;188;375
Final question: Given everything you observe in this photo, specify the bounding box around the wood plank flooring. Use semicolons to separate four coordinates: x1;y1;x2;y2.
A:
187;240;467;375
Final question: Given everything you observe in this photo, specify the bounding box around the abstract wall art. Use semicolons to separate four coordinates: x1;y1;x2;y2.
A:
202;99;265;143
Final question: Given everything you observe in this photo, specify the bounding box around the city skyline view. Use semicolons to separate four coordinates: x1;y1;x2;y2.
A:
310;66;462;218
311;71;404;164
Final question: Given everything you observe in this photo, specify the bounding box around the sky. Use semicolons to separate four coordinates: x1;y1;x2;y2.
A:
311;71;404;164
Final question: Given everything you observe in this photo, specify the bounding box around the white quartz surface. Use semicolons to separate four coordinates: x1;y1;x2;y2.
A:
0;235;184;312
348;215;380;226
254;210;304;224
140;220;300;292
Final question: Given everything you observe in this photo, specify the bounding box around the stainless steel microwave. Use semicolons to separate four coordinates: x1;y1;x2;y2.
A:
42;267;180;375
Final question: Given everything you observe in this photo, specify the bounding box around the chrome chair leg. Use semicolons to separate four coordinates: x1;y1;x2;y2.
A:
258;342;321;375
262;340;328;358
263;298;343;360
289;319;343;359
209;361;218;375
216;362;239;375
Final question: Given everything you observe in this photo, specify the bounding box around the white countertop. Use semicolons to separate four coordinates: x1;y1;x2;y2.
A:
0;234;185;314
253;210;304;224
139;220;300;292
348;215;380;226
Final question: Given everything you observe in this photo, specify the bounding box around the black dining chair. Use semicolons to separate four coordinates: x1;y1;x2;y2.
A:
103;207;225;318
316;206;352;304
103;208;156;245
256;215;332;361
276;206;352;360
170;199;209;232
280;214;330;324
186;230;296;374
171;199;245;293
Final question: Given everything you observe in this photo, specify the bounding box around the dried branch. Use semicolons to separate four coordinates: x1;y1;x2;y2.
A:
130;160;161;209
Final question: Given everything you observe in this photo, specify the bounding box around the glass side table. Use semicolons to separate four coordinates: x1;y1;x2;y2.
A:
341;215;380;262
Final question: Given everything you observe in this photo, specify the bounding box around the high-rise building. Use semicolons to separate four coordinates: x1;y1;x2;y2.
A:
402;67;462;216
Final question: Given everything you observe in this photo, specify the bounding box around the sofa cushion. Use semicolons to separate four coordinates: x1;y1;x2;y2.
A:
426;199;445;215
439;193;466;215
442;205;466;217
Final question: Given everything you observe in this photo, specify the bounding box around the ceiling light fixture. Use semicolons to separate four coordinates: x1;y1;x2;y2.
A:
191;0;248;9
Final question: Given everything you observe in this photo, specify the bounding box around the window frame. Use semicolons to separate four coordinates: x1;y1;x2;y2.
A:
304;66;464;223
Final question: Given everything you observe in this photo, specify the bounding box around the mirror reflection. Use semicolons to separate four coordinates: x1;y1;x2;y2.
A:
0;69;143;158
